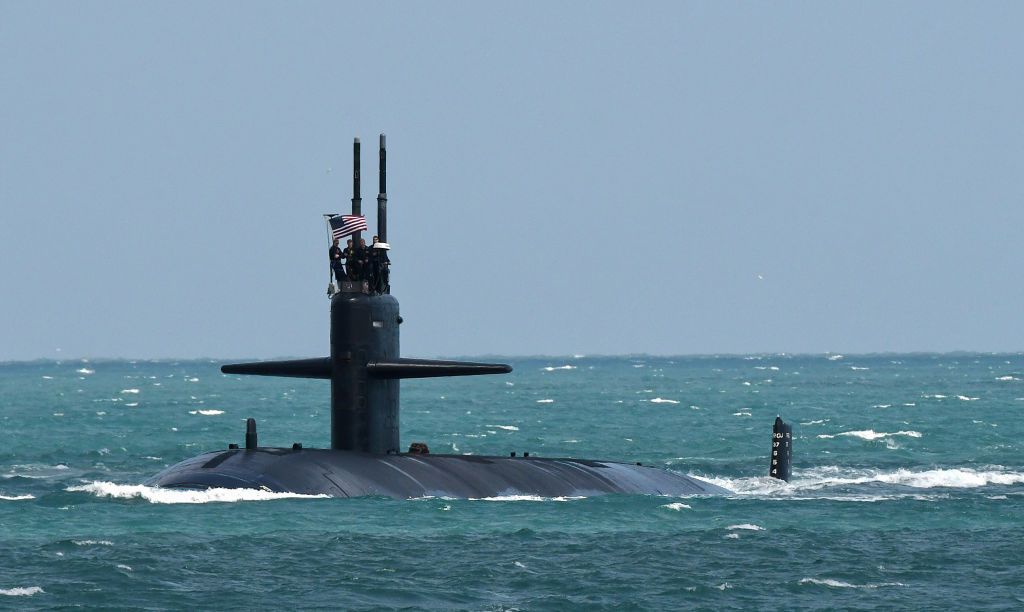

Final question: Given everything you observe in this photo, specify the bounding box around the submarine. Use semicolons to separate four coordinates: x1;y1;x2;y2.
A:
149;135;788;499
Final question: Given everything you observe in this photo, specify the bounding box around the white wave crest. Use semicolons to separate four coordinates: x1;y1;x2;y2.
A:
189;410;224;416
996;375;1020;381
76;368;94;374
661;502;691;511
0;494;34;501
826;354;844;361
73;540;114;546
536;399;554;403
649;398;680;404
120;389;140;394
66;482;329;504
487;425;519;431
817;430;922;441
800;578;905;589
543;365;576;371
727;524;764;531
0;587;44;597
957;395;980;401
469;495;584;502
702;466;1024;496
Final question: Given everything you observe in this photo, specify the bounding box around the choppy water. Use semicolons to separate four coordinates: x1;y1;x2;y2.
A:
2;354;1023;609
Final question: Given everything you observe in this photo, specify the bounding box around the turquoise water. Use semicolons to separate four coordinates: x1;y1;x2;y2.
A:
2;354;1023;609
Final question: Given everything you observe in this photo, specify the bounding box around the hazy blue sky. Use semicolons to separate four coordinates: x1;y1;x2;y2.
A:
2;2;1022;360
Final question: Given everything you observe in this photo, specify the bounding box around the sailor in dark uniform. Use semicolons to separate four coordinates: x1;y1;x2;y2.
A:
342;239;359;281
370;236;391;294
357;238;372;288
329;238;346;284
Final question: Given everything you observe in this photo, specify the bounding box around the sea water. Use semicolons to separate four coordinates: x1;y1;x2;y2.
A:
1;354;1022;609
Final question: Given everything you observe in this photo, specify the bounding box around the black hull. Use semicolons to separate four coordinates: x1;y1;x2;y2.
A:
146;448;729;499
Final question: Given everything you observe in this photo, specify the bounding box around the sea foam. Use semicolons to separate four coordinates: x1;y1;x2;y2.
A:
817;430;922;441
0;587;44;597
702;466;1024;496
469;495;584;502
66;482;329;504
661;502;691;511
799;578;905;589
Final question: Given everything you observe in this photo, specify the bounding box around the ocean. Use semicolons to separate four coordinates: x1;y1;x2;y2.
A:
1;354;1022;610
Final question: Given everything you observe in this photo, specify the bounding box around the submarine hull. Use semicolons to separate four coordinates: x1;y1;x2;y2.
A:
146;448;729;498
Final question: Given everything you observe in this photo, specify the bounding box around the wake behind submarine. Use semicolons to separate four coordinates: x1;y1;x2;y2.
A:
148;136;792;498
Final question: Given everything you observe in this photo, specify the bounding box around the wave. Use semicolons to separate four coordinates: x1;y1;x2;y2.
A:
727;523;764;531
189;410;224;416
468;495;584;502
661;502;691;511
66;482;329;504
817;430;921;440
649;398;680;404
701;466;1024;496
0;494;35;501
2;464;72;480
0;587;44;597
542;365;576;371
799;578;905;589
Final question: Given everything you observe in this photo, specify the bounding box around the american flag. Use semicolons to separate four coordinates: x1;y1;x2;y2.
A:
328;214;368;240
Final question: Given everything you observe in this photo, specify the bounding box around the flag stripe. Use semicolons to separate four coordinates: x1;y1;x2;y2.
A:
328;215;368;240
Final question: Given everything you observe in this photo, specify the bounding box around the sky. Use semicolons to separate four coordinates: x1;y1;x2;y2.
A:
1;2;1023;360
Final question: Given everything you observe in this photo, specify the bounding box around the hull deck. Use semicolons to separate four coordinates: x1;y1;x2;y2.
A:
147;448;729;499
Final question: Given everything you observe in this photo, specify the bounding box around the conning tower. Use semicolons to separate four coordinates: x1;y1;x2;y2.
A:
221;135;509;453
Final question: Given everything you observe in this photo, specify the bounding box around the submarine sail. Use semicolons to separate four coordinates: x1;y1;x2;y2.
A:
147;135;729;498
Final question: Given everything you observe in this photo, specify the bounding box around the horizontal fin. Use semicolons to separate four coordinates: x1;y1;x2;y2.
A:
367;358;512;379
221;357;331;379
